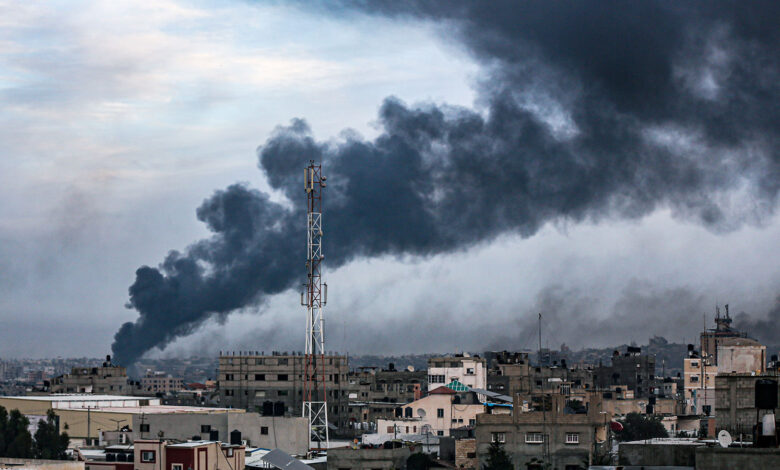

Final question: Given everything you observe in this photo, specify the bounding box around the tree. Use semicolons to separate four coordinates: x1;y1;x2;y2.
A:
615;412;669;442
484;441;512;470
33;410;69;460
407;452;433;470
1;407;33;458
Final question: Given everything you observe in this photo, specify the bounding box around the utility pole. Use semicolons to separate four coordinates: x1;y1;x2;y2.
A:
301;161;329;453
86;407;91;446
538;313;542;366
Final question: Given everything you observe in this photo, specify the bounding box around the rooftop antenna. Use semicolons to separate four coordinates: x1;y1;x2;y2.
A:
301;161;328;453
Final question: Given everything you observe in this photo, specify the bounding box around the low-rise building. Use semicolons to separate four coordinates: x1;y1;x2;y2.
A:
475;393;610;470
715;372;780;438
377;386;484;437
139;372;184;396
51;357;130;395
427;355;486;392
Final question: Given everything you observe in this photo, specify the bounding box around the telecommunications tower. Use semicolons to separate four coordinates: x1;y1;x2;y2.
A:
301;161;328;451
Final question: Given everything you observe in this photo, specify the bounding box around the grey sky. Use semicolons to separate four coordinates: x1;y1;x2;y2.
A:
0;1;777;359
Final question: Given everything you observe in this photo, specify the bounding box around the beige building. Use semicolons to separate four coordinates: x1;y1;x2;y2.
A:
51;363;130;395
0;395;241;445
427;355;486;392
717;337;766;375
683;354;717;415
376;387;484;437
140;372;184;395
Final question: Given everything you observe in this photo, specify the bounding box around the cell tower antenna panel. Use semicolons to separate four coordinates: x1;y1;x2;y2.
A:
302;161;329;452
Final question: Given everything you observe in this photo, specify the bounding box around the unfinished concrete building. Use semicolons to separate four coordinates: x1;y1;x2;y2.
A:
594;347;655;398
475;393;610;470
217;352;349;430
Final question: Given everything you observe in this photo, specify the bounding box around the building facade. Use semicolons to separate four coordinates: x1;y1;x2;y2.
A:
217;353;349;430
376;387;484;437
594;347;655;398
475;394;610;470
427;355;486;392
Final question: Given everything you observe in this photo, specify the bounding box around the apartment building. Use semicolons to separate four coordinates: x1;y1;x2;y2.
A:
427;354;486;391
140;372;184;395
346;364;426;431
475;393;610;470
50;357;131;395
594;347;655;397
217;352;349;430
376;387;484;437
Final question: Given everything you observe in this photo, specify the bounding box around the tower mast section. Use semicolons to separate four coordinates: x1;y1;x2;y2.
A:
302;161;328;452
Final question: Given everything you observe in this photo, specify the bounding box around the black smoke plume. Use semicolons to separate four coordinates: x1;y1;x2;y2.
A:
112;1;779;367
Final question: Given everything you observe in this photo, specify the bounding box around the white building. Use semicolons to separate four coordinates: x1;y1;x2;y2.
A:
377;387;484;437
427;355;486;391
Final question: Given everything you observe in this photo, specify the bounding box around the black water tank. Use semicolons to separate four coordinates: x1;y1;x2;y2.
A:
106;454;116;462
756;379;778;409
274;401;285;416
116;453;127;462
394;407;402;417
209;429;219;441
262;401;274;416
230;429;242;445
649;396;657;405
646;404;654;414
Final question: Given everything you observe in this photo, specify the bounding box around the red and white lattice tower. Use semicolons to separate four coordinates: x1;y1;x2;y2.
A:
301;161;328;451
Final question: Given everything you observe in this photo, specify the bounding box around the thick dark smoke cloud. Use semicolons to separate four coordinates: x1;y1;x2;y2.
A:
736;297;780;346
112;1;779;368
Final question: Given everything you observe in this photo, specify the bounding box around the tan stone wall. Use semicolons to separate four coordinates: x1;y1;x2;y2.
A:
455;439;477;470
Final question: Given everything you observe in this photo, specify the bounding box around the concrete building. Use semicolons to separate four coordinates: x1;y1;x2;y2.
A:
51;358;131;395
427;355;486;392
139;372;184;396
376;387;484;437
683;350;717;416
345;364;426;433
701;304;747;365
475;393;610;470
326;447;410;470
717;337;766;375
0;395;244;446
594;347;655;398
131;410;308;455
84;440;244;470
715;372;780;438
217;352;349;430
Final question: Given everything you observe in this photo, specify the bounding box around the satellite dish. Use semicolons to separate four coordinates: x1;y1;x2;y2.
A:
718;430;732;448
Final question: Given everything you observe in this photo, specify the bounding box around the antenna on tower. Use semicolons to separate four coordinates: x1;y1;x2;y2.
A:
301;161;329;454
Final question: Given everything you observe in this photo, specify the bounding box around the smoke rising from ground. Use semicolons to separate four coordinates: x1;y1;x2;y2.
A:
112;1;779;367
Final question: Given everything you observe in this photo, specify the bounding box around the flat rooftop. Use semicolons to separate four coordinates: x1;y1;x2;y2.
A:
5;395;142;401
65;405;241;414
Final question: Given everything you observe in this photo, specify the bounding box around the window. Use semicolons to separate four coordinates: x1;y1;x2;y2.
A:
387;426;394;433
690;376;699;383
525;432;544;444
437;431;444;436
201;425;211;433
278;390;288;396
691;361;699;368
467;452;476;458
255;390;266;398
255;374;265;381
469;419;476;426
566;433;579;444
225;390;234;396
140;424;150;433
141;451;155;463
437;408;444;418
172;464;183;470
492;432;506;443
225;374;234;380
261;427;269;435
278;374;288;381
466;368;475;375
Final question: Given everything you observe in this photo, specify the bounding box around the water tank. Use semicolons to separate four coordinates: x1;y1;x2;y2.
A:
116;453;127;462
756;379;778;410
209;429;219;441
106;454;116;462
230;429;242;445
274;401;285;416
262;401;274;416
